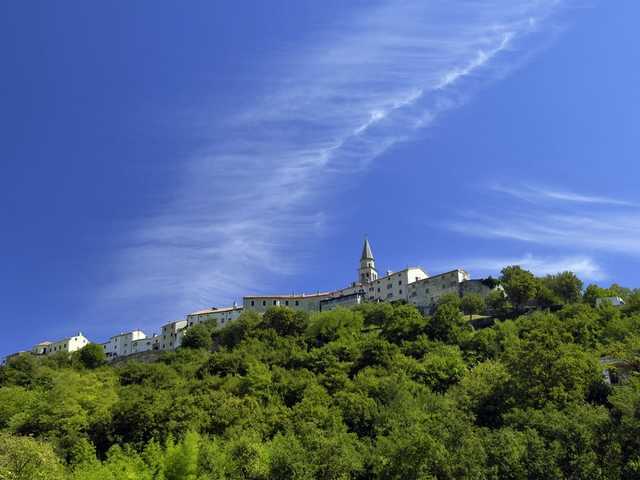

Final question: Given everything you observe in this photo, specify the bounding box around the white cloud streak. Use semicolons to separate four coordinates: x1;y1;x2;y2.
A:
492;184;637;207
100;1;570;325
451;184;640;263
459;253;606;280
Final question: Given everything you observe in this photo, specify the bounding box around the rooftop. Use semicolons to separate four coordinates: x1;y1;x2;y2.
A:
244;292;333;299
188;305;243;315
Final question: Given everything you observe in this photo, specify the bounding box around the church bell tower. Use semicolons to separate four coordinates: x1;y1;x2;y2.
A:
358;238;378;284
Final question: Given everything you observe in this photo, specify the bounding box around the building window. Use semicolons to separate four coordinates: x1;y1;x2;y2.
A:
377;287;381;292
295;301;299;306
398;280;402;285
273;300;277;305
399;289;402;295
262;301;266;306
251;300;255;306
387;284;392;289
285;300;289;306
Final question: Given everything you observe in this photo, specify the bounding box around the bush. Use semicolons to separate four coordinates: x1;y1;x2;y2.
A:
77;343;107;369
182;323;214;350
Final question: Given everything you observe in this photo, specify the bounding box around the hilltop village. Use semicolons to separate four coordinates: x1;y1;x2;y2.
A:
7;239;498;362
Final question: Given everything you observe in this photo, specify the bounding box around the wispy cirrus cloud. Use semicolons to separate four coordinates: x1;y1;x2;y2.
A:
492;183;637;207
451;183;640;260
456;253;606;280
100;1;572;324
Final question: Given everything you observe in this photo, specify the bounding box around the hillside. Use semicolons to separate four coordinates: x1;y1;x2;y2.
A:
1;271;640;479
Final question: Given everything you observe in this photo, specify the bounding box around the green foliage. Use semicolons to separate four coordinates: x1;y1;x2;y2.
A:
542;271;584;304
306;308;364;346
2;288;640;479
379;304;426;343
461;293;486;319
500;265;538;309
76;344;107;369
262;307;309;337
426;301;469;343
182;322;215;350
485;289;511;316
0;432;65;480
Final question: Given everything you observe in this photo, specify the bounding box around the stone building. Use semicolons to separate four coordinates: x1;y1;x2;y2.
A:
243;292;333;313
186;304;244;329
408;269;470;312
243;238;494;315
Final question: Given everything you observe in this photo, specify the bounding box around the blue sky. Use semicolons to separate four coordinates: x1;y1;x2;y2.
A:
1;1;639;357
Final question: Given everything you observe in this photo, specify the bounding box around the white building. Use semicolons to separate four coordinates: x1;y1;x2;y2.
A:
596;296;626;307
243;238;430;314
103;330;151;359
31;341;52;355
186;304;244;329
159;320;187;351
33;333;90;355
243;238;495;315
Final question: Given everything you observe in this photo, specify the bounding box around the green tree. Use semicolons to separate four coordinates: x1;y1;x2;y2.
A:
535;281;561;309
437;292;462;311
380;304;426;344
262;307;309;337
583;284;605;307
182;322;214;350
306;309;364;346
426;302;468;344
0;433;65;480
461;293;486;320
215;311;263;348
0;354;39;387
77;343;107;369
485;289;510;317
543;271;583;304
454;360;511;427
500;265;538;310
165;432;200;480
504;313;601;407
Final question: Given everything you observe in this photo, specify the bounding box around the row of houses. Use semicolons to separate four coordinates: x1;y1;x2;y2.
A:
2;239;543;363
1;239;500;363
3;304;246;364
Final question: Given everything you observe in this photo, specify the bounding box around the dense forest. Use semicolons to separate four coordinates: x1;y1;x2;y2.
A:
1;266;640;479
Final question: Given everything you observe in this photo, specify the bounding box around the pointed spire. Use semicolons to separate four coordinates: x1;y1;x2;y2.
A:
361;237;374;260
